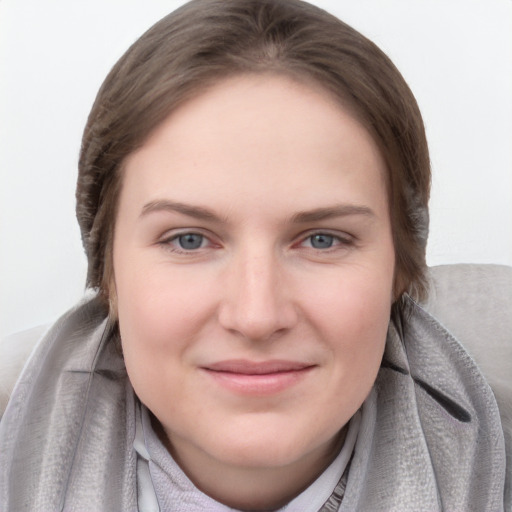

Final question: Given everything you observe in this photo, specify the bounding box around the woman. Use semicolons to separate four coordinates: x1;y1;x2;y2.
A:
0;0;507;510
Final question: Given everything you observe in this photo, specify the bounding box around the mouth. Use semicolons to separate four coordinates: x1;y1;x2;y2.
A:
200;359;316;395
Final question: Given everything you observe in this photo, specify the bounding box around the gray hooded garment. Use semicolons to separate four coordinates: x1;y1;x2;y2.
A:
0;295;506;511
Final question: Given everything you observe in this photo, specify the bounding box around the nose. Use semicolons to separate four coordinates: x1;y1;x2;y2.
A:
218;247;298;342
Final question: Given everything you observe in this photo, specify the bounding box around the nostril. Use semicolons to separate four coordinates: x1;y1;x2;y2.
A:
218;299;297;342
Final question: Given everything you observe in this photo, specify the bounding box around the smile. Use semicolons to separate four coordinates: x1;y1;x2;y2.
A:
201;360;316;395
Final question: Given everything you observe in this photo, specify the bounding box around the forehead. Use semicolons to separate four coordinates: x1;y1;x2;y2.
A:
120;73;388;220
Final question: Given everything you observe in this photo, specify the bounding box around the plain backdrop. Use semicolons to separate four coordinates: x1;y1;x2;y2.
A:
1;0;511;338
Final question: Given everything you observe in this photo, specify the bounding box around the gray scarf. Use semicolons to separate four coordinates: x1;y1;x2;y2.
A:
0;295;505;511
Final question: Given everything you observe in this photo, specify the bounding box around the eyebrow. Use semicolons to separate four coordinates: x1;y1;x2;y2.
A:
290;204;375;223
140;199;375;223
141;200;224;222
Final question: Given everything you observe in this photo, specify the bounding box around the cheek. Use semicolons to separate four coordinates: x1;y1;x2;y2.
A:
114;265;216;406
301;264;392;379
307;261;393;327
115;263;215;347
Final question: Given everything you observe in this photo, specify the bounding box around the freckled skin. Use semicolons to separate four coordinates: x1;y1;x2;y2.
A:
113;74;395;509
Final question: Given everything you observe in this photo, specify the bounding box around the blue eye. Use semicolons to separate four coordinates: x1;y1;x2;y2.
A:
159;231;218;255
309;234;335;249
176;233;204;250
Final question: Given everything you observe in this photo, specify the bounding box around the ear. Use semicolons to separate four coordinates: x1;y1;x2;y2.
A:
101;248;118;322
106;273;119;322
392;269;408;303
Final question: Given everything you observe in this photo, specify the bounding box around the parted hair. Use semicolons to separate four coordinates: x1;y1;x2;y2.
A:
76;0;431;309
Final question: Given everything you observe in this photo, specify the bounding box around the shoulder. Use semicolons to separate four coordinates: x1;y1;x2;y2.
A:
0;291;105;419
424;263;512;331
422;263;512;399
422;263;512;505
0;324;48;417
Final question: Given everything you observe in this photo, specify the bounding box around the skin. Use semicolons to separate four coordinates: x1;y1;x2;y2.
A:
113;74;395;510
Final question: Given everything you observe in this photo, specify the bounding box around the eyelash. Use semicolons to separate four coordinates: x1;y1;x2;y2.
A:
158;231;215;254
297;231;354;251
158;229;354;255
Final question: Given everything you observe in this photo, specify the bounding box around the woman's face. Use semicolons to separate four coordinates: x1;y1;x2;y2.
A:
113;74;395;499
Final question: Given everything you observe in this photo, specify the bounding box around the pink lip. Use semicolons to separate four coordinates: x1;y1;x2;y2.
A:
201;359;315;395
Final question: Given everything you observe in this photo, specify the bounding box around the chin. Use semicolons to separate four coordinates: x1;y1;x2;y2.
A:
206;416;339;469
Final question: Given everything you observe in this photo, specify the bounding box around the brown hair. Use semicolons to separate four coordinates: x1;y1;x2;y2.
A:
76;0;431;311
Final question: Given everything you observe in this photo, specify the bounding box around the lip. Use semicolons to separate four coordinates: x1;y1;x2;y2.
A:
200;359;315;395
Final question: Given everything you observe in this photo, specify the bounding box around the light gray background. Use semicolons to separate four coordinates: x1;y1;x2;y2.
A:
1;0;511;338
